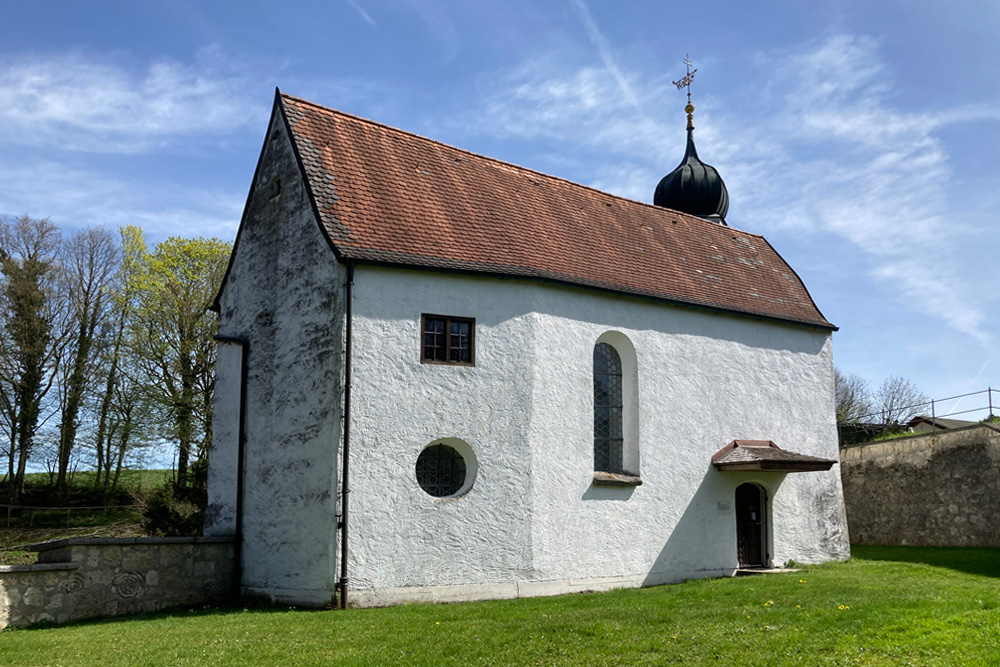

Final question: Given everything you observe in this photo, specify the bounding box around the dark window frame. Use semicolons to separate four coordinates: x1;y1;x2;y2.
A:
421;314;476;366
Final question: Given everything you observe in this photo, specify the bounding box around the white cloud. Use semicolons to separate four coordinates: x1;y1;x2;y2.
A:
0;159;242;240
346;0;377;26
477;57;690;169
568;0;642;113
743;35;989;343
470;34;996;346
0;46;268;153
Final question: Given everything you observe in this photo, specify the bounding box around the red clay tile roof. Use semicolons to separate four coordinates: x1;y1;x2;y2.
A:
279;92;834;330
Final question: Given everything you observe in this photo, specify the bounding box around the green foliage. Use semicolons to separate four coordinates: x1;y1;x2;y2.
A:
141;479;207;537
0;215;63;500
124;228;230;487
871;429;917;442
0;218;231;508
3;547;1000;665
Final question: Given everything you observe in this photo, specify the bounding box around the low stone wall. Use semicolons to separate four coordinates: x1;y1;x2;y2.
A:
840;424;1000;547
0;536;234;629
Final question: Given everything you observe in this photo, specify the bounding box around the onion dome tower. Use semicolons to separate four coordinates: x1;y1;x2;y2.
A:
654;57;729;225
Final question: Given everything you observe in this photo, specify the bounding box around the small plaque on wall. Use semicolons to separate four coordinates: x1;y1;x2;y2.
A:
717;502;731;515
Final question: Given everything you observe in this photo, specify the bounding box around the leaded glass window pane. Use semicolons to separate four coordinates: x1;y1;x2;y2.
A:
594;342;624;473
416;444;467;497
423;317;446;361
449;320;471;363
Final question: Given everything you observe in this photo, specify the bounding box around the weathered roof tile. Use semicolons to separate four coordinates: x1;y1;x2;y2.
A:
280;93;834;330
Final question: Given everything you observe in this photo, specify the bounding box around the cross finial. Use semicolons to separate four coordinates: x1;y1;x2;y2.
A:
672;55;698;129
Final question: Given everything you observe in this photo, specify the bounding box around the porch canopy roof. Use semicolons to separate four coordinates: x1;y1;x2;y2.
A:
711;440;836;472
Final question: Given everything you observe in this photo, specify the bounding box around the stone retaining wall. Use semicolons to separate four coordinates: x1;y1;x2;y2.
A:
840;424;1000;547
0;536;234;629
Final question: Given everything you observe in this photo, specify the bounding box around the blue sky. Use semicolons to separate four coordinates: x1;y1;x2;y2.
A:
3;0;999;415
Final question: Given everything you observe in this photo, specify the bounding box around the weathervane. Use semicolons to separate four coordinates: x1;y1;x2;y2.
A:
672;55;698;129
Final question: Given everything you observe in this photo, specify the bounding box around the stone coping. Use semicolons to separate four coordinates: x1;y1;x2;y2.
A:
840;422;1000;449
0;562;80;574
29;535;235;552
592;471;643;487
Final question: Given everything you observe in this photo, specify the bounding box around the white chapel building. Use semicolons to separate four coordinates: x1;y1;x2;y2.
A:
205;90;850;608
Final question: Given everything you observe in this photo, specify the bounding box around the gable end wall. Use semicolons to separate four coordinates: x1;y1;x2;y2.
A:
206;108;345;606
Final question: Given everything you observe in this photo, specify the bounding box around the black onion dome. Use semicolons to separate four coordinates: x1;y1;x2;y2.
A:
654;127;729;223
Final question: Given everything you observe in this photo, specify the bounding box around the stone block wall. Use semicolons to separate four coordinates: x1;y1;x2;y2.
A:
840;424;1000;547
0;536;234;629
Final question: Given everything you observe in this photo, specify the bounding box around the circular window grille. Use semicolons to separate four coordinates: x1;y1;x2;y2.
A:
416;443;467;497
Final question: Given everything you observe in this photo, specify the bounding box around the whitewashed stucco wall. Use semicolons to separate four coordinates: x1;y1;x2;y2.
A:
347;269;537;603
206;111;344;606
345;266;849;604
526;284;849;585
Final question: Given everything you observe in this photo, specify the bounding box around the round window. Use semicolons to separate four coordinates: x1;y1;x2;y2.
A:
416;443;467;497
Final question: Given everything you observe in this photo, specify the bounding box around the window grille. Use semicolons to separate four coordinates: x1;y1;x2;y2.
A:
594;342;624;473
415;444;467;497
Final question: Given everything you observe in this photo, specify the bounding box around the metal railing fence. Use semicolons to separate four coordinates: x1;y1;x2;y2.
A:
839;386;998;446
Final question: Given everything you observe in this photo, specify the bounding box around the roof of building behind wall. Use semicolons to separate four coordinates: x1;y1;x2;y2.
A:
275;92;835;330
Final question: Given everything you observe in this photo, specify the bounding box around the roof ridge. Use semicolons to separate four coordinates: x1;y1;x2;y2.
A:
278;92;762;238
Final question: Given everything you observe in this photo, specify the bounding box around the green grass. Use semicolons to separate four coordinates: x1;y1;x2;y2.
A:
2;546;999;665
21;468;174;492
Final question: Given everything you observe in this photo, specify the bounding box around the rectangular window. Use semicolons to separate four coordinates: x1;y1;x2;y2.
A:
421;315;475;365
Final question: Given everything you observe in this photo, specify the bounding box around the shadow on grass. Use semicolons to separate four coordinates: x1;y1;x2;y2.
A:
12;601;326;632
852;544;1000;578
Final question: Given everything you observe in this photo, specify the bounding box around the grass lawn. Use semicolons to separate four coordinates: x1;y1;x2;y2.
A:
20;469;173;493
1;546;998;666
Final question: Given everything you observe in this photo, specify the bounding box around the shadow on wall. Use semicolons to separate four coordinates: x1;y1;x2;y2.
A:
357;267;828;357
641;467;736;586
582;484;637;501
852;544;1000;579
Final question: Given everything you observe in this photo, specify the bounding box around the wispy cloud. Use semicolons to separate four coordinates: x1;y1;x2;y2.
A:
744;35;991;344
400;0;460;62
345;0;377;26
0;158;243;240
568;0;642;112
0;46;269;153
470;34;996;346
477;56;685;167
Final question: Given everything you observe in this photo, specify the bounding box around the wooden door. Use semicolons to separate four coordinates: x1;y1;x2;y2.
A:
736;483;766;567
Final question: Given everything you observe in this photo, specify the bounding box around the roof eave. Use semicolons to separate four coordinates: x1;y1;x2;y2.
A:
713;460;836;472
339;253;838;332
211;88;284;313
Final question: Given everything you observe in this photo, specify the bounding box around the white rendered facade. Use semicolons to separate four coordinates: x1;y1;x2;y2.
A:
343;267;849;605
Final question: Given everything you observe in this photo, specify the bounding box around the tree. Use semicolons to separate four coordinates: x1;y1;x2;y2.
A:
55;227;118;494
0;216;65;502
834;368;872;423
127;231;230;488
92;226;152;496
875;376;929;425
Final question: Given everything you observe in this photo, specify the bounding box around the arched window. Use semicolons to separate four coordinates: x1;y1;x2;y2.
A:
593;342;624;473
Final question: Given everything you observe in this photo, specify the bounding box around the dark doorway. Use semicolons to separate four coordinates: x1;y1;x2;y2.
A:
735;483;767;567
